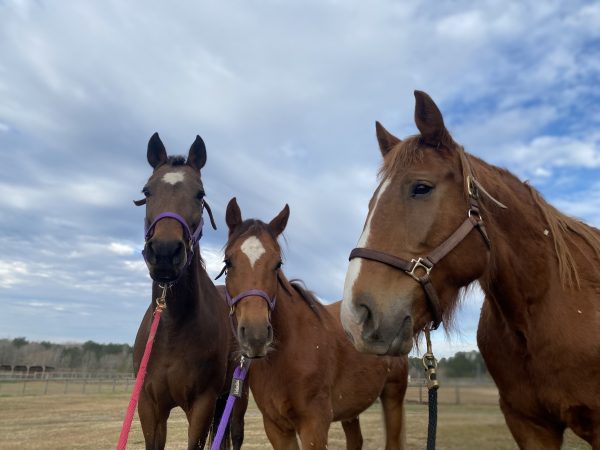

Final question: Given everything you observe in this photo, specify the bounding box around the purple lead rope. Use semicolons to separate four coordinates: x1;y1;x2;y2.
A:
210;358;251;450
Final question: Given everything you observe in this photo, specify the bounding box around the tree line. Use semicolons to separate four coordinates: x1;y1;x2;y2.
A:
0;338;133;373
408;350;489;379
2;337;489;378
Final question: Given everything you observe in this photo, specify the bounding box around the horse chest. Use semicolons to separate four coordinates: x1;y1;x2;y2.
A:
479;302;599;426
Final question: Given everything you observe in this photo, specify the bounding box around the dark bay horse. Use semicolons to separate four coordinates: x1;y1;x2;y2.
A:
222;198;408;450
133;133;246;450
341;91;600;448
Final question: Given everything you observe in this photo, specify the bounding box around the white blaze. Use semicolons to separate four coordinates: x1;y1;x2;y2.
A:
162;171;185;185
342;178;391;317
240;236;266;268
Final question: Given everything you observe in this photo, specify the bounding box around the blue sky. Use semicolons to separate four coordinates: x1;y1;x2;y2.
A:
1;1;599;357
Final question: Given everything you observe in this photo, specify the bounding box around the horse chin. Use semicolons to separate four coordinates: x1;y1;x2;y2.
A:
241;347;269;359
385;333;414;356
345;317;414;356
148;268;182;284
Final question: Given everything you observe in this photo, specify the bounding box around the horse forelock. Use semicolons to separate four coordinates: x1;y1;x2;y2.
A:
167;155;187;166
225;220;281;255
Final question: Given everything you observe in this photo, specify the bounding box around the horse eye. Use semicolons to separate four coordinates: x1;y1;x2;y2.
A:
275;261;283;270
411;183;433;198
142;187;150;197
224;258;232;268
197;190;205;200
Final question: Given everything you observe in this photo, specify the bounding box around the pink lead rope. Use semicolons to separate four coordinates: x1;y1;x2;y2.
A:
116;285;168;450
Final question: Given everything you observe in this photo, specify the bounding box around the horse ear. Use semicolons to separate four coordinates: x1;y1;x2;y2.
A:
414;90;450;146
187;135;207;171
375;121;401;156
147;132;167;169
269;204;290;237
226;197;243;235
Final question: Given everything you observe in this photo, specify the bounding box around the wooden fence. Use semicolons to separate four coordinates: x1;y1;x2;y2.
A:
0;375;499;406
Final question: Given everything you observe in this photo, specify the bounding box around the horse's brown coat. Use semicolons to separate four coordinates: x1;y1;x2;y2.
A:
341;91;600;448
133;134;245;450
223;199;408;450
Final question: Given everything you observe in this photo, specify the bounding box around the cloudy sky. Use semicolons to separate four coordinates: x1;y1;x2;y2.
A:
1;1;599;357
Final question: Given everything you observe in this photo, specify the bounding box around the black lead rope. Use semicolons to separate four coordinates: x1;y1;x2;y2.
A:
423;328;439;450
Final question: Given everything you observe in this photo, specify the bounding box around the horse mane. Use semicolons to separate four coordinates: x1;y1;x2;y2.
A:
287;279;326;321
522;184;600;287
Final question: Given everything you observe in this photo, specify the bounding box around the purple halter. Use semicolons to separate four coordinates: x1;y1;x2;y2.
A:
226;289;276;336
143;210;204;268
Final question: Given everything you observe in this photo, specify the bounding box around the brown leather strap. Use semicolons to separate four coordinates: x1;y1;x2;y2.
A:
421;278;442;328
427;216;479;264
349;248;413;272
348;198;490;330
349;249;443;328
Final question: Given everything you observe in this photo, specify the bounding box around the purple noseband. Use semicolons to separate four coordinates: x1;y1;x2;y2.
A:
226;289;276;336
143;210;204;268
226;289;276;312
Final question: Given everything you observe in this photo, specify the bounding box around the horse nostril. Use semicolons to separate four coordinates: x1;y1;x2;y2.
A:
172;241;185;264
239;326;246;339
358;301;381;341
144;242;157;264
358;303;372;325
267;324;273;340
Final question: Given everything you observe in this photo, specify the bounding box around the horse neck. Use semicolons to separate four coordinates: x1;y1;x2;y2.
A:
473;159;560;325
269;278;314;347
154;247;212;322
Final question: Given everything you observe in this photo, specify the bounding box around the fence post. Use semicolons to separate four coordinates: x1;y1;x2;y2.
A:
455;385;461;405
44;378;49;395
22;379;27;395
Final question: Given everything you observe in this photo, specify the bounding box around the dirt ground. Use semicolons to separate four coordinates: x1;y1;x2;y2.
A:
0;390;590;449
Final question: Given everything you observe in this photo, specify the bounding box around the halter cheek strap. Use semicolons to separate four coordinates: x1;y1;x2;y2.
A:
349;196;490;330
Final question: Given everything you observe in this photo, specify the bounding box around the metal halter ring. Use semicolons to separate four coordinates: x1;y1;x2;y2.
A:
407;258;432;282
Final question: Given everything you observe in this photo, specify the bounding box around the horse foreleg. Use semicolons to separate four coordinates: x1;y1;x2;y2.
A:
380;381;407;450
500;397;564;450
138;393;170;450
185;392;218;450
297;413;331;450
263;416;300;450
341;417;363;450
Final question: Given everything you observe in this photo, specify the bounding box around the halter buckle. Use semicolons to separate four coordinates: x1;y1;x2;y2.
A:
407;258;432;282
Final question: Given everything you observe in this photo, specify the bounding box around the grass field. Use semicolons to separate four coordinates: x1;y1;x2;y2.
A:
0;388;590;449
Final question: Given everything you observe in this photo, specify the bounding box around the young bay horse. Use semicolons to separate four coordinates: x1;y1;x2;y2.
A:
222;198;408;450
133;133;246;450
341;91;600;448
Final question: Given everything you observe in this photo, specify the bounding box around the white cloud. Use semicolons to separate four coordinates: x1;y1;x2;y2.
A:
0;0;598;350
108;242;135;256
0;261;29;288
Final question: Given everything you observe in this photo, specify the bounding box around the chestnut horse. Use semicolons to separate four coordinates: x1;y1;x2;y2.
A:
221;198;408;450
341;91;600;448
133;133;246;450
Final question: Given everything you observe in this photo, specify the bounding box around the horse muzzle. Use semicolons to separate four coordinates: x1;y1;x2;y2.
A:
143;239;187;282
341;294;414;356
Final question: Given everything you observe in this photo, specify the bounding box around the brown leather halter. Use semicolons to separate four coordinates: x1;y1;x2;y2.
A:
349;179;491;330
